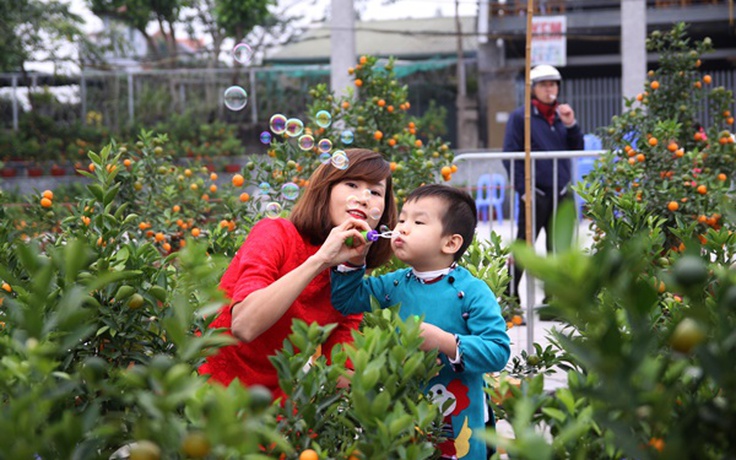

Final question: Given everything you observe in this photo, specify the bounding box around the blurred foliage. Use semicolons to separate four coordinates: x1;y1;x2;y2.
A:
483;24;736;460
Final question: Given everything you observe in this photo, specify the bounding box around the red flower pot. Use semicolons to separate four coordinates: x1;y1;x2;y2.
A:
27;166;44;177
50;165;66;176
0;167;17;177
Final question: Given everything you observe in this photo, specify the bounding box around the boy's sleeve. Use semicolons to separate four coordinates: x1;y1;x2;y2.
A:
454;281;511;374
330;268;391;315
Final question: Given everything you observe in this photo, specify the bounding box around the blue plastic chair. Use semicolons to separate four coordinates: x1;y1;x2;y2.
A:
476;174;506;226
583;133;602;151
476;174;492;223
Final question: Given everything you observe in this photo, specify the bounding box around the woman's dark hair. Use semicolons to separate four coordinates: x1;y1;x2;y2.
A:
290;148;398;268
404;184;477;261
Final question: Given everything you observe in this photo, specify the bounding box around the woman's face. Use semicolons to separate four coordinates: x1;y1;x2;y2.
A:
329;179;387;228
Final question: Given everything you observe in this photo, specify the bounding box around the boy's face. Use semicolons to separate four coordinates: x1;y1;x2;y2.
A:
392;196;458;271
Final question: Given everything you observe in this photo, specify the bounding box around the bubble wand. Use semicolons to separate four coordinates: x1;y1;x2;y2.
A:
345;226;397;247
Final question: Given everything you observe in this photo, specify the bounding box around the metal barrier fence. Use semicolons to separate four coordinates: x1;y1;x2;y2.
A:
454;149;605;352
4;66;734;136
0;66;331;133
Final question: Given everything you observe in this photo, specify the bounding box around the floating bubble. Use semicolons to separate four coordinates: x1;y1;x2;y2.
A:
340;130;354;145
362;189;373;200
285;118;304;137
317;138;333;153
232;43;254;65
281;182;300;200
265;202;282;218
319;152;332;164
224;86;248;111
259;182;271;194
315;110;332;128
269;114;287;134
379;224;391;233
346;195;360;208
260;131;272;145
331;150;349;170
369;207;382;220
298;134;315;150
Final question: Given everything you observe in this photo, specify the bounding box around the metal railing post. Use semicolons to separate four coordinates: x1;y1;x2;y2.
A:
12;75;18;131
127;72;134;127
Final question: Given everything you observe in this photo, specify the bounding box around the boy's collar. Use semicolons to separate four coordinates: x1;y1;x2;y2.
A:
410;262;457;284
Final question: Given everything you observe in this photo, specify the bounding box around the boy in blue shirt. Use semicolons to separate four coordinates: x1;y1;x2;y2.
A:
326;184;510;459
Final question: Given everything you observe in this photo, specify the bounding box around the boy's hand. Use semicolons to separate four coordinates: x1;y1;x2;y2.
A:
313;218;372;269
418;322;456;358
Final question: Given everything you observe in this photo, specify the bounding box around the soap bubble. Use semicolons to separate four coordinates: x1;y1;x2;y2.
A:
265;202;282;218
331;150;349;170
317;138;333;153
224;86;248;111
269;114;287;134
232;43;253;65
369;207;382;220
319;152;332;164
346;195;360;208
281;182;300;200
285;118;304;137
340;130;354;145
315;110;332;128
260;131;272;144
259;182;271;194
298;134;315;150
379;224;391;233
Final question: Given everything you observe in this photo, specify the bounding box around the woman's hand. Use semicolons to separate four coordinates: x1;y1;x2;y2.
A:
312;218;372;269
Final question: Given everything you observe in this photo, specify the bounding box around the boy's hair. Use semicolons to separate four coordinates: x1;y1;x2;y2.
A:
290;148;398;268
405;184;477;261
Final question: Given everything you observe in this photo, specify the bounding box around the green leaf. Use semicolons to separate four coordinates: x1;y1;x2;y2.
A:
551;199;577;253
87;184;104;202
541;407;567;423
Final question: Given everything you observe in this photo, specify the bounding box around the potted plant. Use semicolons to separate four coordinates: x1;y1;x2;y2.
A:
50;164;67;176
0;165;17;177
27;164;44;177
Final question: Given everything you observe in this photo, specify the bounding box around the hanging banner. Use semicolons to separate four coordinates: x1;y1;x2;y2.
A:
531;15;567;67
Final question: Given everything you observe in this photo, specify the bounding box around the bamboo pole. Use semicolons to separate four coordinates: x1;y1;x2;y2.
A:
524;0;535;355
523;1;534;246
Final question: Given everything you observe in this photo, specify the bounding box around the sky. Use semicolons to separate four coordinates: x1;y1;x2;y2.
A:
22;0;479;73
66;0;479;34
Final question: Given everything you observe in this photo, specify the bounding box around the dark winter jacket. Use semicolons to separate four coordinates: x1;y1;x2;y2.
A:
502;104;584;195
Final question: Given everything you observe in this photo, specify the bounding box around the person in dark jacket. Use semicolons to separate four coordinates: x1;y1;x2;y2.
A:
502;64;584;311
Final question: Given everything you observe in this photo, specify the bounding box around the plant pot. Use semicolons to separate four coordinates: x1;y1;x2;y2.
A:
50;165;66;176
27;166;44;177
0;167;17;178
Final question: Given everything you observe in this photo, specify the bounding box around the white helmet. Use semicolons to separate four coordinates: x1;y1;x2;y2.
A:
530;65;561;84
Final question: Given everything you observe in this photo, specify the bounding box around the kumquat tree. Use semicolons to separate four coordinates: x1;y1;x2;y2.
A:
484;23;736;460
0;52;513;459
2;19;735;460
